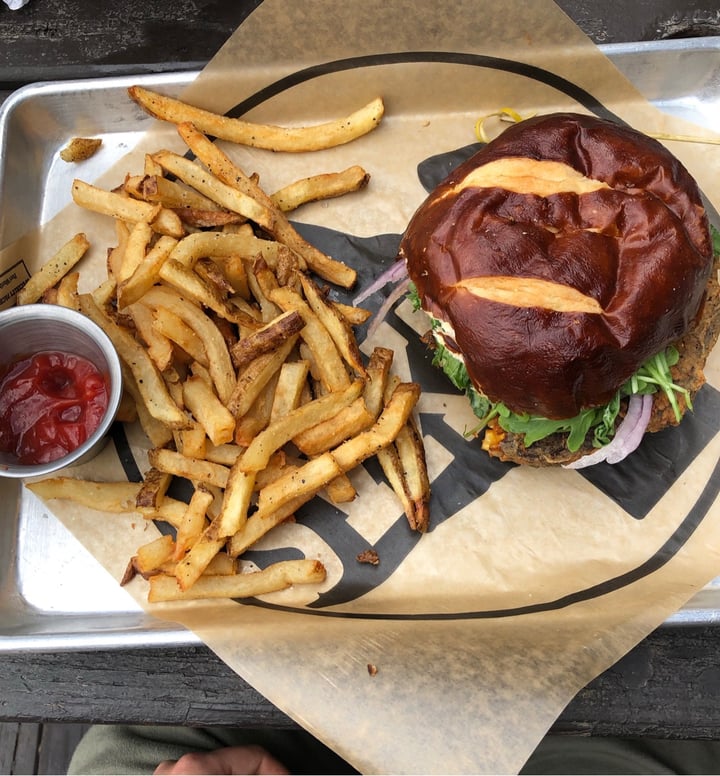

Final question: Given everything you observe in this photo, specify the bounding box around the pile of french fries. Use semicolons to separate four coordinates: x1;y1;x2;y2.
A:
22;86;430;604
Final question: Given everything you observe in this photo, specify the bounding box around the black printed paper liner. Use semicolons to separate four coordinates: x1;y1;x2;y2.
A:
89;53;720;620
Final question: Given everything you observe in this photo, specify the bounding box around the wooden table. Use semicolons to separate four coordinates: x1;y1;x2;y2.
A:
2;0;720;740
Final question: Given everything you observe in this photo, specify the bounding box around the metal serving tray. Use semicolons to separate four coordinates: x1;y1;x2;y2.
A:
1;39;720;652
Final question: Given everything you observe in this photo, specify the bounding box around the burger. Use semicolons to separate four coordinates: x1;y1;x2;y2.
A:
398;112;720;467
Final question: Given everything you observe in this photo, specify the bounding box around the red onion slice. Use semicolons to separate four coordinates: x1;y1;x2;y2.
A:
563;394;653;470
365;277;411;340
353;260;408;306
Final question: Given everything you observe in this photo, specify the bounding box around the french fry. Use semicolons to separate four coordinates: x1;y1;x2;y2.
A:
17;233;90;305
269;285;350;392
271;165;370;212
292;396;374;457
270;361;310;420
60;136;102;163
333;300;372;326
330;382;421;473
298;273;366;376
72;179;161;223
117;234;177;309
376;444;415;521
135;467;172;512
78;293;189;429
395;421;431;532
363;347;395;418
117;221;153;283
119;361;174;448
254;452;342;519
228;494;308;557
134;534;175;577
149;559;326;602
177;421;208;459
55;271;80;310
151;150;274;230
176;122;356;288
128;301;174;372
227;335;297;418
174;529;227;591
230;310;304;371
151;305;208;366
159;257;258;327
142;285;236;405
233;372;278;447
240;379;364;472
182;374;236;446
26;478;143;512
326;473;357;504
129;84;384;153
174;485;214;560
148;447;230;489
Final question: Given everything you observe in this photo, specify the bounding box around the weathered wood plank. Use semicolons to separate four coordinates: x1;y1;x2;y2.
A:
1;629;720;738
37;724;91;776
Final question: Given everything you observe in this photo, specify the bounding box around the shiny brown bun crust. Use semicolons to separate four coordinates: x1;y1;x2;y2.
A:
399;112;714;419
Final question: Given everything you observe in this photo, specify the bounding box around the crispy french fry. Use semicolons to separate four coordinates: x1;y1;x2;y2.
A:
376;444;415;524
117;234;178;309
149;559;326;602
158;257;256;326
228;494;308;557
270;165;370;212
233;371;278;447
326;473;357;504
330;382;421;472
151;305;208;365
128;301;174;372
363;347;394;418
129;84;383;153
174;530;226;591
117;221;153;283
55;271;80;310
292;396;374;457
17;233;90;305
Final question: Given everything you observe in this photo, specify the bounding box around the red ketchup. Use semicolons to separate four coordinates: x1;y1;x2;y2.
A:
0;350;109;465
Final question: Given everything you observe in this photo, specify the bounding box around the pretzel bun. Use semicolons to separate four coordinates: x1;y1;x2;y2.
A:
399;112;714;420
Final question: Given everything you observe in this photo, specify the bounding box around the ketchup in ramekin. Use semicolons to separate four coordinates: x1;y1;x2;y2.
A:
0;350;110;465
